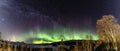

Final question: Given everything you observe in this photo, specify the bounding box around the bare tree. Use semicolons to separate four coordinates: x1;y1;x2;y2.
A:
96;15;120;51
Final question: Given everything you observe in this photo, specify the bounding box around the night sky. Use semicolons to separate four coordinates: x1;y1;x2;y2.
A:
0;0;119;43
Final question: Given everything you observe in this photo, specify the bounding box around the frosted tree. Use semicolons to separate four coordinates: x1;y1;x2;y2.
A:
96;15;120;51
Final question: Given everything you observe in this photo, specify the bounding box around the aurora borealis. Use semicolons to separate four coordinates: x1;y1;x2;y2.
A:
7;27;98;44
0;0;120;44
29;28;98;44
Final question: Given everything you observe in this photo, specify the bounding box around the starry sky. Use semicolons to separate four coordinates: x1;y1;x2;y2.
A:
0;0;119;43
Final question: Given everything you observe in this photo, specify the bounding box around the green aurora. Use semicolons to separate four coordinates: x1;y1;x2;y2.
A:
10;28;99;44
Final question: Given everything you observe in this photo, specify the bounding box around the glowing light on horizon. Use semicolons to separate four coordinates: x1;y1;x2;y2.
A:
30;28;99;44
6;28;99;44
10;35;16;42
